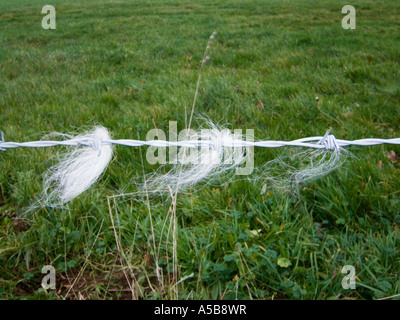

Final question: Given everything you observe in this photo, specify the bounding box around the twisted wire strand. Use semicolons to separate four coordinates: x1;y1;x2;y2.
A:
1;131;400;152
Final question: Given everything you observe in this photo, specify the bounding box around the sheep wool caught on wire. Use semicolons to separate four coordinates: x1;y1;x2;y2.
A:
42;126;113;206
1;123;400;206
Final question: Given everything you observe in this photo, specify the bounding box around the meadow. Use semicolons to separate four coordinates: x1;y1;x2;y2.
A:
0;0;400;299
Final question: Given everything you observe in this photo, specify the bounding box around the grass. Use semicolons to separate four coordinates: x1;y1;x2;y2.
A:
0;0;400;299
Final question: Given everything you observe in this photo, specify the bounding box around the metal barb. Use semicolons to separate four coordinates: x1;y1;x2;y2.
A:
0;132;5;151
318;130;340;151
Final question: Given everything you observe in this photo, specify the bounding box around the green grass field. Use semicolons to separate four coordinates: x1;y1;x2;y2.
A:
1;0;400;299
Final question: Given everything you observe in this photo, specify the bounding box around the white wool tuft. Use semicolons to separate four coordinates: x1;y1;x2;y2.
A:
43;126;113;206
144;122;249;194
259;146;349;189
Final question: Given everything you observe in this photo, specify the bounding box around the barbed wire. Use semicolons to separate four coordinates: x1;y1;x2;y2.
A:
1;130;400;153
